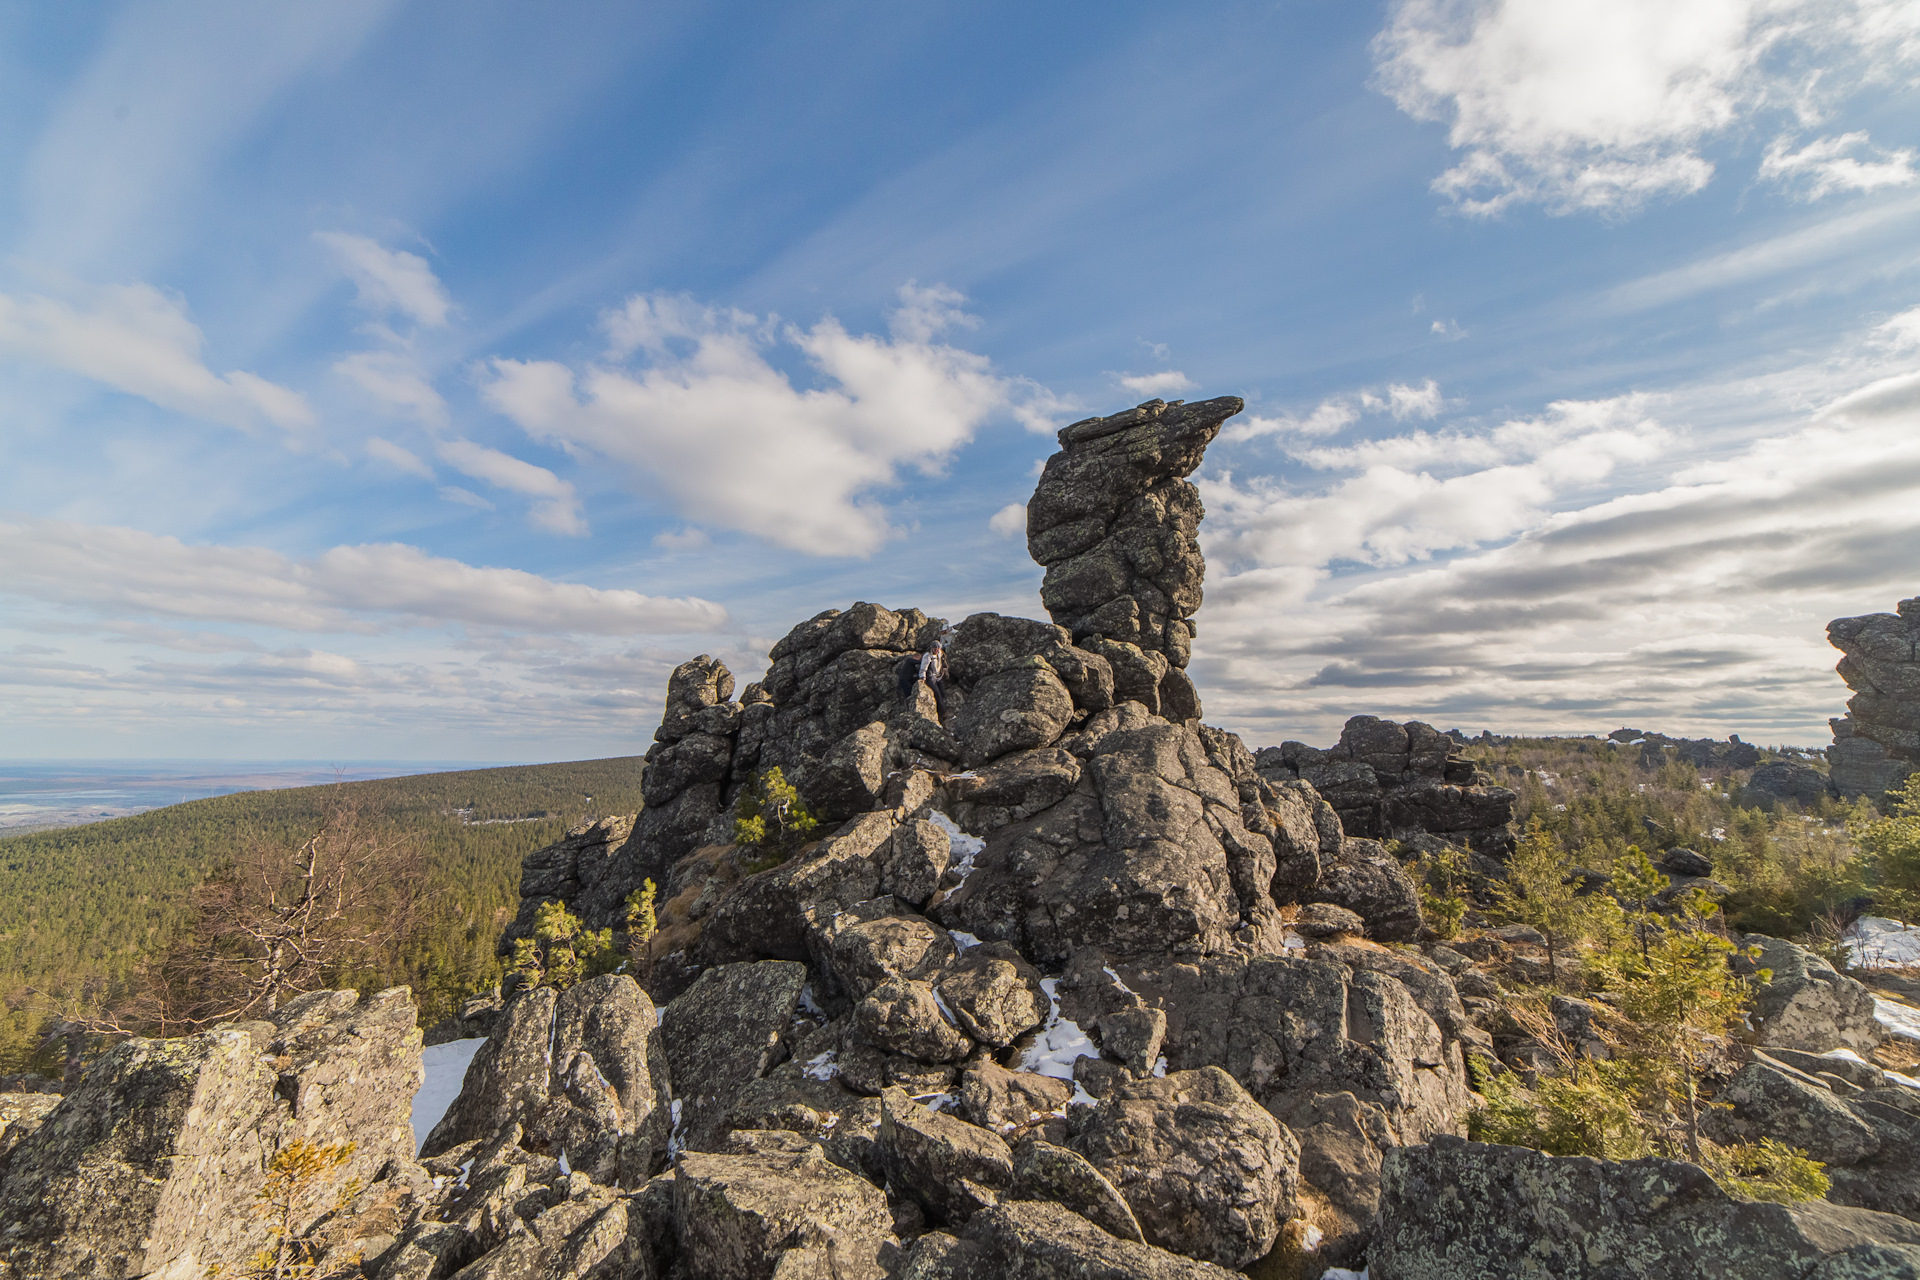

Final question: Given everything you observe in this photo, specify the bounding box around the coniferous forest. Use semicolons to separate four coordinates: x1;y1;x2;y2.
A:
0;758;644;1074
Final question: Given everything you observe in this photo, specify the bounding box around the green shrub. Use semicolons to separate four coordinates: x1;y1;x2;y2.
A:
733;767;819;867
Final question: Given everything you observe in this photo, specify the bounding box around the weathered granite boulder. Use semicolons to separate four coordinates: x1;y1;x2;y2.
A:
423;976;672;1184
1828;599;1920;800
1010;1137;1144;1244
960;1201;1242;1280
1746;761;1834;808
1066;1063;1298;1269
1026;397;1243;674
1371;1134;1920;1279
1308;837;1423;942
673;1147;893;1280
876;1088;1014;1224
1738;934;1885;1053
0;989;420;1280
661;961;808;1153
1704;1062;1883;1165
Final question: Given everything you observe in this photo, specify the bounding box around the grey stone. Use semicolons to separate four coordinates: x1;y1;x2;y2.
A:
877;1087;1014;1224
1010;1137;1144;1243
1294;902;1365;938
960;1200;1241;1279
882;820;951;909
1704;1062;1882;1164
1067;1064;1297;1269
855;977;973;1063
934;942;1049;1048
1372;1135;1920;1280
1;989;421;1280
672;1148;893;1280
1309;837;1423;942
1738;934;1885;1052
1026;397;1243;670
661;961;808;1152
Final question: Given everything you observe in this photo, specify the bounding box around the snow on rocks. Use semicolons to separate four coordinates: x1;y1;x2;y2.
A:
1847;916;1920;968
412;1037;486;1152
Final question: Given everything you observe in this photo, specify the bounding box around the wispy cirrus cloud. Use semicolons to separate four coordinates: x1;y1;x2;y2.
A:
0;518;722;634
0;283;311;431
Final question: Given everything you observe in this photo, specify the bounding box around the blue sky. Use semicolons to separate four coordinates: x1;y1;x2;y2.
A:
4;0;1920;760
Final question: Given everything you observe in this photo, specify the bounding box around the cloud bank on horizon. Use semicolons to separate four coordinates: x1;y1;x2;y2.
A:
1;0;1917;760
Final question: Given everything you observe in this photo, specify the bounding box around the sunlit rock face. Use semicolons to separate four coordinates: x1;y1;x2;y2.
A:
1828;597;1920;799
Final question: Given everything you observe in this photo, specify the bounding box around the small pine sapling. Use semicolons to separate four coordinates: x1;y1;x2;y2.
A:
1417;840;1473;940
1491;820;1596;984
733;767;819;867
233;1137;359;1279
505;900;616;992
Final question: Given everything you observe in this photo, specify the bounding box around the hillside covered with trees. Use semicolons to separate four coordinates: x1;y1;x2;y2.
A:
0;758;644;1074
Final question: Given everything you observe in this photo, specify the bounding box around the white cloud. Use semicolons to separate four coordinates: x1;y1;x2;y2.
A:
1431;318;1467;339
439;486;495;510
366;436;434;478
1203;395;1671;573
988;503;1027;537
434;439;588;536
0;518;727;635
653;527;710;550
1878;305;1920;349
1761;132;1920;199
1220;379;1443;445
1115;370;1196;396
315;231;454;328
1374;0;1920;215
0;283;312;431
335;349;450;426
483;284;1060;556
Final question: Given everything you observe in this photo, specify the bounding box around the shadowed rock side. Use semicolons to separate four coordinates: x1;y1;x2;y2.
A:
1026;396;1242;679
1828;597;1920;799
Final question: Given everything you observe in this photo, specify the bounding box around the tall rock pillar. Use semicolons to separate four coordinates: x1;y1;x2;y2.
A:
1025;396;1242;672
1827;596;1920;799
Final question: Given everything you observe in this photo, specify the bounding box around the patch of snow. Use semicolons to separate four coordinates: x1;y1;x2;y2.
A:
930;984;963;1029
1822;1048;1871;1065
929;811;985;885
558;1149;571;1176
668;1098;686;1156
802;1051;840;1082
1101;965;1137;997
1846;916;1920;969
1151;1055;1168;1078
1279;927;1308;953
412;1037;486;1154
1889;1067;1920;1090
948;930;983;951
1873;996;1920;1045
1302;1224;1324;1250
1710;827;1726;841
456;1157;474;1189
797;981;825;1017
914;1091;960;1113
1020;978;1100;1105
1320;1269;1368;1280
655;1004;666;1027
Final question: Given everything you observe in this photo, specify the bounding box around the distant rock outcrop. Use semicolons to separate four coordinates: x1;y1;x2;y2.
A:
1255;714;1518;861
1828;598;1920;800
1026;396;1242;682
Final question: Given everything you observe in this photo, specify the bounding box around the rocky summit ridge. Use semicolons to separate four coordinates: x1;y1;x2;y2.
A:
4;397;1920;1279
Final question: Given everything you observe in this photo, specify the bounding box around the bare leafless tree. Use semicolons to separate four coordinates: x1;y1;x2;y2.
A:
69;793;423;1037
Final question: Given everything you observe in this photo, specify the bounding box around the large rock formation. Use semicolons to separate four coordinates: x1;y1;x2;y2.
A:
1026;396;1242;677
1828;598;1920;799
1256;714;1517;860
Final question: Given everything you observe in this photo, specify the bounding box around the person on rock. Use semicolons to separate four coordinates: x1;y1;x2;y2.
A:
916;639;948;721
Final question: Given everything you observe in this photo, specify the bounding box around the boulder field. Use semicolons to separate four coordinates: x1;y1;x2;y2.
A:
5;398;1920;1278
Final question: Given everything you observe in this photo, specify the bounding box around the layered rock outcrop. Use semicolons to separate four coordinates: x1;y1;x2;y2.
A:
1828;598;1920;799
1257;714;1518;860
1027;396;1242;676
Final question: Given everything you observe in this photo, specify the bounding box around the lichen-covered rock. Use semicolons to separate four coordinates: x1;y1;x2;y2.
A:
1066;1063;1297;1269
1371;1134;1920;1279
1026;396;1243;672
934;942;1049;1048
881;819;951;909
957;1061;1073;1141
1307;838;1423;943
672;1148;893;1280
661;961;809;1152
855;977;973;1063
424;987;557;1157
0;989;421;1280
1705;1062;1882;1165
810;901;956;1002
877;1088;1014;1224
959;1200;1241;1280
1010;1137;1144;1244
537;974;674;1184
1739;934;1885;1053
